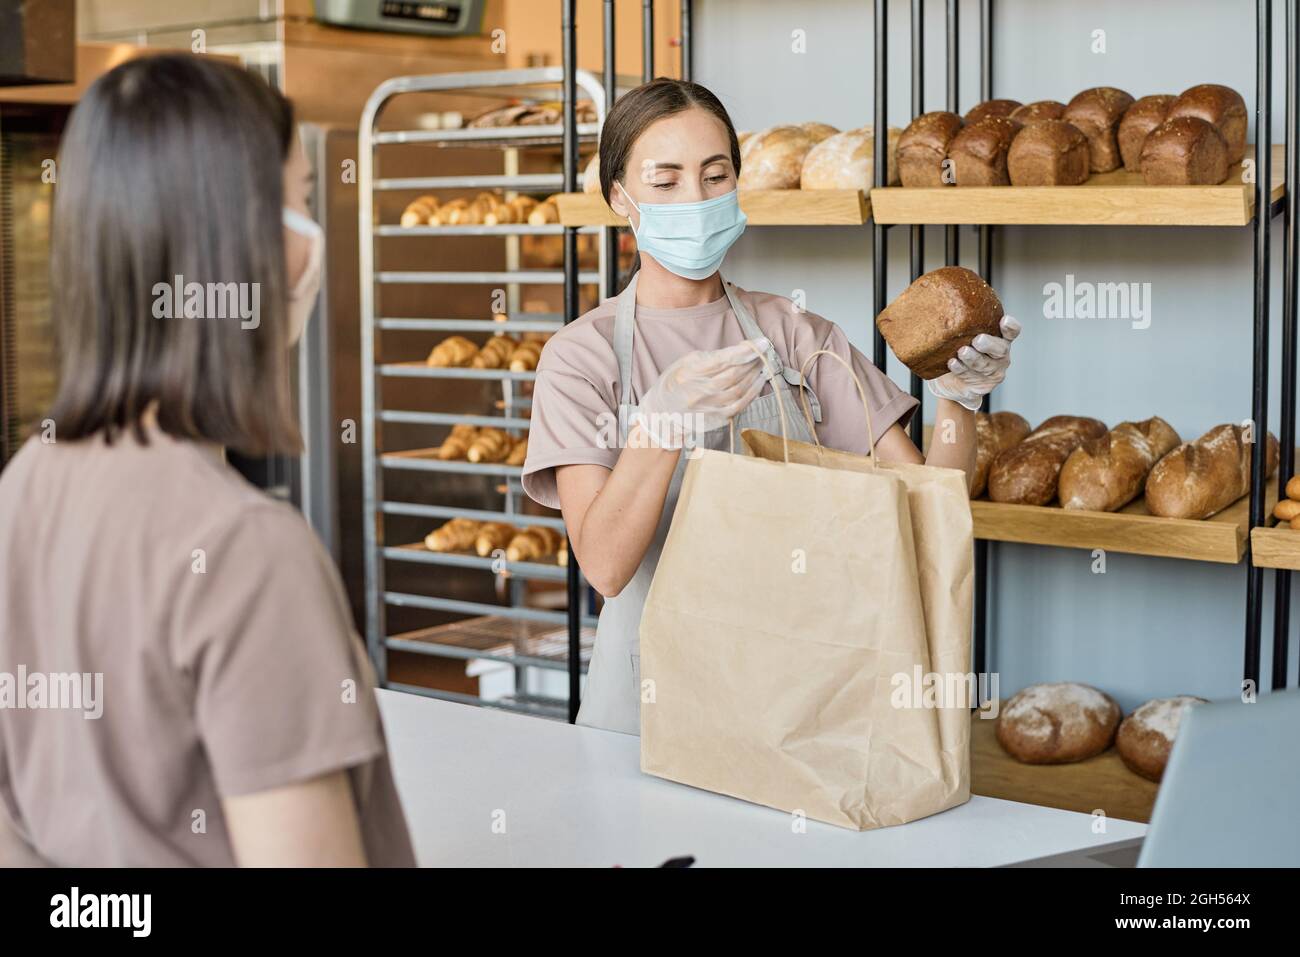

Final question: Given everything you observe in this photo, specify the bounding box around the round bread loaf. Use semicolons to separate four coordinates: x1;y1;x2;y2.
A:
996;682;1121;764
964;98;1023;124
1063;86;1136;172
738;124;813;189
875;266;1004;379
800;126;901;190
799;121;841;145
1140;116;1229;185
1168;84;1247;163
1010;100;1066;125
897;111;964;186
1118;94;1175;172
947;116;1023;186
1116;696;1208;781
1007;120;1090;186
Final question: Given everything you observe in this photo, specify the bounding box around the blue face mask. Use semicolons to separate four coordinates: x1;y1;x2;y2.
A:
618;183;747;280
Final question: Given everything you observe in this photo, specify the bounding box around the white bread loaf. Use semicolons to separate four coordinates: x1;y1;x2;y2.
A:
739;125;816;189
800;126;902;189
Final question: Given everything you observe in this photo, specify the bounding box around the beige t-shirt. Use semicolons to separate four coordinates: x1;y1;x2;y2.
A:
0;428;415;867
522;284;919;508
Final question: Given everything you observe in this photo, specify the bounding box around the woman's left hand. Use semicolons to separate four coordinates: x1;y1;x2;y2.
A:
926;315;1021;412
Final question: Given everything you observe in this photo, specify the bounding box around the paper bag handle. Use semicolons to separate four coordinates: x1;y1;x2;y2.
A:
728;339;790;463
797;349;877;466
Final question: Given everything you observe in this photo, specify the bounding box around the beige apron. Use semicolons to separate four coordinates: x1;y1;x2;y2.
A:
576;274;822;735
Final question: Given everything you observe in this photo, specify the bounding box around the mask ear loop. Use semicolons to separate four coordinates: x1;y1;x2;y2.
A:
614;181;641;231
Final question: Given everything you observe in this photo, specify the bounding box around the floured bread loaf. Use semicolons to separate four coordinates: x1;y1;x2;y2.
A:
1058;417;1182;512
1144;423;1279;519
988;415;1109;505
799;121;841;145
800;126;901;189
739;125;816;189
1116;696;1208;781
875;266;1004;380
996;682;1122;764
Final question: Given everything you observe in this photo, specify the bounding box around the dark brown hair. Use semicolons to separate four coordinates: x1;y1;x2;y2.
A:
48;53;302;455
598;77;742;203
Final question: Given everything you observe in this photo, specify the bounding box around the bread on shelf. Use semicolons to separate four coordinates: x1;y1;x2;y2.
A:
527;195;561;225
1167;83;1247;164
505;436;528;467
474;522;515;557
466;427;513;464
876;266;1004;380
1058;417;1182;512
508;340;543;372
1062;86;1135;173
738;124;821;189
471;335;518;369
1145;423;1279;519
425;518;480;552
426;335;479;368
987;415;1109;506
1007;119;1090;186
799;126;901;190
1009;100;1066;125
1116;696;1207;782
996;682;1122;764
1140;116;1230;185
436;423;478;461
505;526;564;563
964;98;1022;124
400;195;439;227
973;411;1032;498
897;111;964;187
1118;94;1175;172
946;116;1023;186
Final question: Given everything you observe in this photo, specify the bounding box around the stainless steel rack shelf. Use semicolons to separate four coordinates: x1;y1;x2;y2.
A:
379;363;537;382
373;123;602;148
376;173;565;192
385;543;569;582
378;316;564;332
379;410;532;429
385;592;598;630
381;454;523;477
378;269;600;285
377;224;600;237
380;501;566;530
388;682;571;720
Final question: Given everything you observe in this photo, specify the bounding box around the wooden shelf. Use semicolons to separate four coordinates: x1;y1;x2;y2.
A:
556;188;870;227
972;485;1275;564
871;144;1284;226
1250;521;1300;569
971;709;1158;824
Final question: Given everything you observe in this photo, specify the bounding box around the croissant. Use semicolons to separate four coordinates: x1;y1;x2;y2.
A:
427;335;479;368
471;335;518;369
483;202;518;225
505;436;528;466
556;538;569;567
431;198;468;225
474;522;515;557
467;427;512;463
527;197;560;225
436;423;478;460
505;526;563;562
508;340;542;372
400;195;439;227
425;518;480;552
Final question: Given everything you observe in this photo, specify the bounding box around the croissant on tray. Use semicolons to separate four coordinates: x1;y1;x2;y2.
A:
436;423;478;460
471;335;518;369
474;522;515;557
527;195;561;226
505;526;564;563
505;436;528;466
427;335;479;368
425;517;480;552
467;427;513;463
400;195;439;227
508;341;542;372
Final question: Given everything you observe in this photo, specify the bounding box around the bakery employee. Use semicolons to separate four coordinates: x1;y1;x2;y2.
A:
521;78;1019;735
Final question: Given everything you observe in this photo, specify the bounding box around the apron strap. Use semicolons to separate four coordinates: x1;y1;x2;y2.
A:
612;273;639;446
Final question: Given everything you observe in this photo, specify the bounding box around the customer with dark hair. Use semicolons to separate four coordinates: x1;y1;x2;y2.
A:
0;54;414;866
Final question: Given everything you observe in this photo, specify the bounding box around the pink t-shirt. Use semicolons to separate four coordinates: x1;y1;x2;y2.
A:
522;284;919;508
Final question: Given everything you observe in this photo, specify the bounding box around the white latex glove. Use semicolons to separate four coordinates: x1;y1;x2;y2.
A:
926;316;1022;412
631;337;771;449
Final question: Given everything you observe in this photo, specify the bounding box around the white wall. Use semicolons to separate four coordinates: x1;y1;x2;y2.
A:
696;0;1296;708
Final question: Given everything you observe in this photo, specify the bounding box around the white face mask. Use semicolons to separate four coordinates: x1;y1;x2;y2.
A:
282;207;323;346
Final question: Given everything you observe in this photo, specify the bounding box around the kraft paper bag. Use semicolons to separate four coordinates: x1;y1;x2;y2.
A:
638;351;973;830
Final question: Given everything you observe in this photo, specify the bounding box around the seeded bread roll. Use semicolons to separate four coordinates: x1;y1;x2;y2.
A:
738;124;814;189
996;683;1122;765
947;116;1023;186
1007;120;1091;186
799;126;901;189
1116;696;1208;782
964;98;1023;124
1118;94;1175;172
988;415;1109;506
1145;423;1279;519
1168;83;1248;163
875;266;1004;380
1010;100;1067;125
973;411;1032;498
1140;116;1230;185
1063;86;1136;172
897;111;964;186
1058;417;1183;512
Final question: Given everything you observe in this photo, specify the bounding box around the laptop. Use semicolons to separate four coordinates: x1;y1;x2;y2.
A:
1006;689;1300;867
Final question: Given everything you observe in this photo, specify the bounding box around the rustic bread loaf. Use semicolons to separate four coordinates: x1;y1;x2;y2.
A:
738;124;814;189
799;121;841;145
875;266;1004;380
1118;94;1175;172
800;126;901;189
973;411;1032;498
1007;120;1091;186
964;99;1023;124
1058;417;1182;512
1168;83;1248;163
987;415;1109;506
1010;100;1067;125
897;111;964;186
996;682;1122;764
1145;423;1279;519
1116;696;1208;781
1140;116;1230;185
948;116;1023;186
1063;86;1136;172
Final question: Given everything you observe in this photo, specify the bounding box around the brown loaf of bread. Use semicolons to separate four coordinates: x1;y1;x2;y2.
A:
996;683;1122;765
1116;696;1207;782
973;411;1032;498
800;127;901;189
947;116;1023;186
1058;417;1182;512
964;99;1022;124
1167;83;1248;163
1140;116;1230;185
875;266;1004;380
1118;94;1175;172
987;415;1109;505
1009;100;1066;125
738;125;815;189
1007;120;1091;186
897;111;964;186
1062;87;1136;172
1145;423;1279;519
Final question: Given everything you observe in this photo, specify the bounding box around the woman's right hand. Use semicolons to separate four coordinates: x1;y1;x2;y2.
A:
632;337;771;449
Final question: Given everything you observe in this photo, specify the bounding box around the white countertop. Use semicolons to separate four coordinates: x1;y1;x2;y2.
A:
377;689;1146;867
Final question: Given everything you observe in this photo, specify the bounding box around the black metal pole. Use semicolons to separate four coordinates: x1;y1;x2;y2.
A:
945;0;959;266
1246;0;1273;696
643;0;655;82
681;0;692;81
603;0;620;295
972;0;994;692
873;0;888;371
562;0;582;723
909;0;925;447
